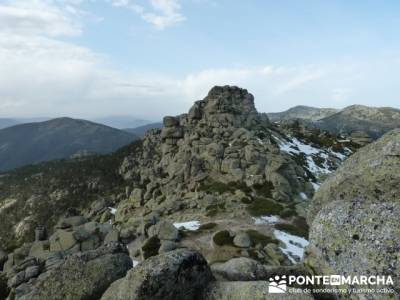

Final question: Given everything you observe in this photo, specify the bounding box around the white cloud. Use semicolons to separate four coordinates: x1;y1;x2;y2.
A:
0;0;82;37
110;0;185;29
0;0;399;121
143;0;185;29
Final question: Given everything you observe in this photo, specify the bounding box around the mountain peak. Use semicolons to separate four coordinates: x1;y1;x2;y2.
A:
190;85;257;118
202;85;256;115
160;86;268;145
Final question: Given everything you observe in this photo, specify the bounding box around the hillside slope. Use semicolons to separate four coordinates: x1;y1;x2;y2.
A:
313;104;400;139
267;105;339;122
0;118;138;171
0;119;19;130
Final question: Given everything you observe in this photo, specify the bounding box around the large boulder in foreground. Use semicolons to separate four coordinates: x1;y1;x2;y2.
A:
308;129;400;222
306;201;399;296
101;249;213;300
306;130;400;298
211;257;267;281
23;244;132;300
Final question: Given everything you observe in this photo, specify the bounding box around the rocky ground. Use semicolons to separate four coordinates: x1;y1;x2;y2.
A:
0;86;398;300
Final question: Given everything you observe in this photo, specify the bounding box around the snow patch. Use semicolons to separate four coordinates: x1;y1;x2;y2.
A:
253;215;279;225
132;259;139;267
331;150;347;161
275;136;340;175
173;221;200;231
274;229;309;264
310;182;320;191
299;192;308;200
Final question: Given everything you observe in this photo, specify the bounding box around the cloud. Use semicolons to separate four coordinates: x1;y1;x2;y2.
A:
143;0;185;29
0;0;82;37
110;0;185;29
1;0;399;121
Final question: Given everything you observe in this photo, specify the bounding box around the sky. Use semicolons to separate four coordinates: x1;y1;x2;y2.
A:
0;0;400;121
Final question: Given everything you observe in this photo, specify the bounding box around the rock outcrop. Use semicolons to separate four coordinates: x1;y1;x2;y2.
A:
18;243;132;300
101;249;213;300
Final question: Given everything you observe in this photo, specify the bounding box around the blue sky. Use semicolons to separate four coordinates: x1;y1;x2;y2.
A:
0;0;400;120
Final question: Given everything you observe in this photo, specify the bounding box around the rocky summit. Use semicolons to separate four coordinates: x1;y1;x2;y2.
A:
0;86;398;300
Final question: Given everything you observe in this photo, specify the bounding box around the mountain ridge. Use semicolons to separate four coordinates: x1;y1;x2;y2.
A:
0;117;138;172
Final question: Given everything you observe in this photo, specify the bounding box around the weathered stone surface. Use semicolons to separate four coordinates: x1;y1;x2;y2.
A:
49;230;77;252
163;116;179;127
104;229;120;244
154;221;179;241
24;244;132;300
306;201;400;296
158;241;177;254
233;232;252;248
56;216;87;229
101;249;213;300
29;241;50;260
24;265;40;280
211;257;267;281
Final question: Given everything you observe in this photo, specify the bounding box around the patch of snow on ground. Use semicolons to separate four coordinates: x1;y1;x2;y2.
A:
344;147;353;154
108;207;117;215
306;156;331;175
274;229;309;264
331;150;347;160
310;182;320;191
132;259;139;267
299;192;308;200
173;221;201;231
253;215;279;225
278;138;320;156
276;137;332;175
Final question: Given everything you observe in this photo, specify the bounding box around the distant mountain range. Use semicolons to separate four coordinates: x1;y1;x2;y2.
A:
0;118;19;130
0;116;155;130
92;116;153;129
124;122;163;137
267;105;339;122
314;105;400;139
0;117;51;130
268;104;400;140
0;118;138;172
